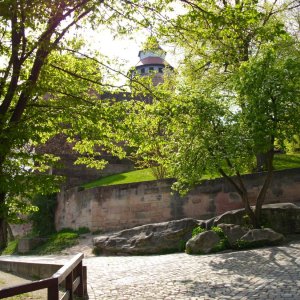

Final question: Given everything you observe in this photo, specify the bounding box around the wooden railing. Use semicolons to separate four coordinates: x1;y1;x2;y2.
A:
0;253;86;300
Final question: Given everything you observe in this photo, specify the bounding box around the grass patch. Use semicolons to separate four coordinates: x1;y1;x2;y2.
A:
82;154;300;189
83;168;156;189
28;231;79;255
273;153;300;170
1;240;18;255
0;228;91;256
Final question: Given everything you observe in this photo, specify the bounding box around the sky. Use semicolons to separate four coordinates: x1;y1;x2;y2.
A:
84;26;179;67
78;26;180;86
74;2;185;85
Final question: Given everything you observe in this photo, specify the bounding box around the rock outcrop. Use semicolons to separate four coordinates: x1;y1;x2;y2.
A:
93;218;200;255
93;203;299;255
186;231;220;254
209;203;300;234
217;223;248;247
239;228;284;247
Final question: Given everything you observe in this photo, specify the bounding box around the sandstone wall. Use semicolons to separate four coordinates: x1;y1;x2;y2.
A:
55;168;300;232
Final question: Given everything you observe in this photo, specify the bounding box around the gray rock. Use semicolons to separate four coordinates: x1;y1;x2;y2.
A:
93;218;200;255
217;223;248;247
186;231;220;254
211;203;300;234
239;228;284;246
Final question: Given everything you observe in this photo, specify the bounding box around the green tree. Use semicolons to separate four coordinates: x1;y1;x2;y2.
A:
124;0;300;227
0;0;164;249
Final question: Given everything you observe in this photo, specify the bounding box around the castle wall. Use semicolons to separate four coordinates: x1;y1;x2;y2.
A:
55;168;300;232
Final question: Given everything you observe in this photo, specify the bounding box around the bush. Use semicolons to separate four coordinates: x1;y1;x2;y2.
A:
192;226;206;237
77;227;90;235
211;226;226;239
30;194;57;237
59;227;90;235
1;240;18;255
211;226;230;252
29;231;79;255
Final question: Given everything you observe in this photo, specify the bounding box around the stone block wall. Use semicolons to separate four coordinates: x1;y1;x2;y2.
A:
55;168;300;232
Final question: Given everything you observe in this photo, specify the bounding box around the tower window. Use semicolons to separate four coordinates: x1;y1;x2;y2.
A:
159;68;163;73
141;68;145;74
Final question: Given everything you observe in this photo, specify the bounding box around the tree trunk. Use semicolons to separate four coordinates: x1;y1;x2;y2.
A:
7;223;14;241
254;150;274;228
241;193;260;228
256;153;267;172
0;153;8;249
0;217;8;251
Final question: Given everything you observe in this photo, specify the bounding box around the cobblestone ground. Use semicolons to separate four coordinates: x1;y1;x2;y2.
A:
85;241;300;300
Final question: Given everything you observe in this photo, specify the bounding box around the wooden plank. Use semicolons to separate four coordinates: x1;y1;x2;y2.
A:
74;261;84;297
65;271;73;300
0;253;84;300
82;265;87;297
52;253;83;284
72;276;80;292
0;277;55;299
60;290;70;300
47;278;59;300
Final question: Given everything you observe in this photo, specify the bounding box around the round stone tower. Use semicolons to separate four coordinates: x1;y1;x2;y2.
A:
131;38;173;86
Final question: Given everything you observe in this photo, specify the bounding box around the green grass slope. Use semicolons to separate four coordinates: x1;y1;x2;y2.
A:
83;153;300;189
83;168;156;189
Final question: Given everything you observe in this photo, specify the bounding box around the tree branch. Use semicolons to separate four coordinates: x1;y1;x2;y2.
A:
0;2;22;118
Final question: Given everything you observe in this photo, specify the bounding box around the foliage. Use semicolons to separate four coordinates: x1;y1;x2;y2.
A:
285;136;300;153
273;153;300;170
0;0;167;249
211;226;230;252
29;194;57;237
82;153;300;188
178;239;186;252
123;0;300;228
1;239;18;255
28;231;79;255
192;226;206;237
242;214;253;229
189;226;229;254
211;226;226;239
76;227;90;235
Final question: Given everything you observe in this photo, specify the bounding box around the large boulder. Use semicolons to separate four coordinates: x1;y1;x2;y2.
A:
209;203;300;234
217;223;248;247
93;218;200;255
238;228;284;248
186;231;220;254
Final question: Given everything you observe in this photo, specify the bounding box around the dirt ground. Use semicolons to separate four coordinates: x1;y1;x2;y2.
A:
0;271;47;299
60;233;95;257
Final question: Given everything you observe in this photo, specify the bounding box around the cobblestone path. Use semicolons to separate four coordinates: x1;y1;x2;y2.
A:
85;241;300;300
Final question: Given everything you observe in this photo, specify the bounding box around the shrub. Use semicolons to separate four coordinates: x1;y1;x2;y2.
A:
178;240;186;252
242;214;254;229
211;226;230;252
30;194;57;236
192;226;206;237
1;240;18;255
211;226;226;239
77;227;90;235
29;231;79;255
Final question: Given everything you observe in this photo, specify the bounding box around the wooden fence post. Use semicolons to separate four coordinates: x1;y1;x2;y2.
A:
47;277;59;300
